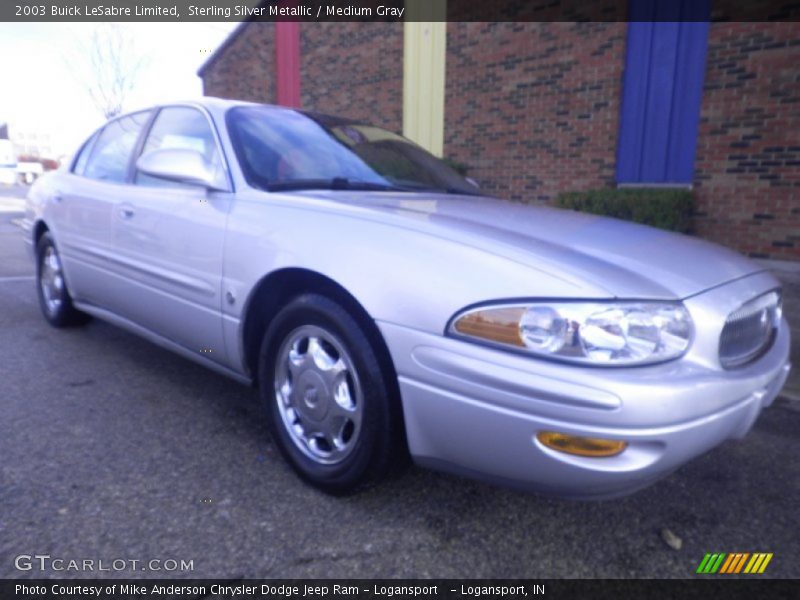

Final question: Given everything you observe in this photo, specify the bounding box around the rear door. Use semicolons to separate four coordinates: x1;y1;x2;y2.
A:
107;106;233;366
54;111;151;306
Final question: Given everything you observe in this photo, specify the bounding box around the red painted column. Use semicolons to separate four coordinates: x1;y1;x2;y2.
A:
275;21;301;108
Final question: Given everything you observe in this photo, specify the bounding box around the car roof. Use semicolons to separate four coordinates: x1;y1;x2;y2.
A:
108;98;374;137
112;97;299;123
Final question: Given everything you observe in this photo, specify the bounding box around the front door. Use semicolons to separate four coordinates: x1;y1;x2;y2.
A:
107;106;232;367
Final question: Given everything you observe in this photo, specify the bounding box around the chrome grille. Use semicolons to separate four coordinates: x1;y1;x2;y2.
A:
719;290;782;369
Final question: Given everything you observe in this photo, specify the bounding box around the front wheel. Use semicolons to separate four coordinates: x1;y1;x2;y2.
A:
258;294;402;494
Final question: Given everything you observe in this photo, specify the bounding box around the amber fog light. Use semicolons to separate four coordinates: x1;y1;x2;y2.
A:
537;431;627;457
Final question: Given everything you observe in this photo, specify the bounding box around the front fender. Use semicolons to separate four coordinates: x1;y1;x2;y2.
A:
221;192;610;374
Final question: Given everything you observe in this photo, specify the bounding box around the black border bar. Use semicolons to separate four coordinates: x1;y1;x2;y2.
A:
3;1;800;22
3;579;799;600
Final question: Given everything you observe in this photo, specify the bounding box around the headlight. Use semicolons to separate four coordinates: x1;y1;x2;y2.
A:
449;301;693;366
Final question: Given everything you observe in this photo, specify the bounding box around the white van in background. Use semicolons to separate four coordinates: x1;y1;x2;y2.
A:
0;139;17;185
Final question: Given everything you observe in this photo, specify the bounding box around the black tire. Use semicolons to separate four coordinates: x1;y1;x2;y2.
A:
258;293;402;494
35;232;90;328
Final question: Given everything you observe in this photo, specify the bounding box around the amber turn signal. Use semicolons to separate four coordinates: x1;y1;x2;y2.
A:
452;307;525;347
537;431;627;458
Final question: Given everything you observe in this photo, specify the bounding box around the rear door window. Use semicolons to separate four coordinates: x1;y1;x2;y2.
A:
72;129;100;176
83;111;151;183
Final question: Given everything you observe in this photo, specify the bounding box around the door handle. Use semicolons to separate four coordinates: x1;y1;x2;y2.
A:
118;206;135;220
53;194;63;204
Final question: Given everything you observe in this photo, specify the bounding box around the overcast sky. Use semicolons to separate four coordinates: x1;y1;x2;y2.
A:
0;23;239;158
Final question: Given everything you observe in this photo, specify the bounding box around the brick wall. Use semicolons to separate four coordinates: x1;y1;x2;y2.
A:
444;22;626;201
202;22;403;131
202;23;276;103
300;23;403;131
694;22;800;261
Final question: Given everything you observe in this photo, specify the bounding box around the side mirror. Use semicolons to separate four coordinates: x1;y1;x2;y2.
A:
136;148;226;191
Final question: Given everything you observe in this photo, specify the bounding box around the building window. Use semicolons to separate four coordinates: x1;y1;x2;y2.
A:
616;0;710;186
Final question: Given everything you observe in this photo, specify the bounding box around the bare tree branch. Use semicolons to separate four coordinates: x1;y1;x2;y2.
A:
66;24;147;120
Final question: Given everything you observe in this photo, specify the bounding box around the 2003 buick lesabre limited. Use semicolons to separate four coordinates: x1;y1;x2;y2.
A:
23;99;792;498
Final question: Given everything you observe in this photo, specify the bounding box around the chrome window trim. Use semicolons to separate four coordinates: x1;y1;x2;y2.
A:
70;103;234;193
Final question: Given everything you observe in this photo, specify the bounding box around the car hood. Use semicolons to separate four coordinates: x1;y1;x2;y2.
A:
294;191;765;299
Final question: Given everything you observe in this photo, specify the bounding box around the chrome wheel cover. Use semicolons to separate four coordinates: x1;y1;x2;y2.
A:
40;245;64;316
274;325;363;465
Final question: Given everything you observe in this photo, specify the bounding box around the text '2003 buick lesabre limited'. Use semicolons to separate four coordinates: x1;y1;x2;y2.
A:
23;98;791;498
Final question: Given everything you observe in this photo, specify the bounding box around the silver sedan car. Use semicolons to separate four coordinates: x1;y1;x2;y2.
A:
23;98;791;498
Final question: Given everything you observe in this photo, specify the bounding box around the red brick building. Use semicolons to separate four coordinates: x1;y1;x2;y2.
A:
199;15;800;261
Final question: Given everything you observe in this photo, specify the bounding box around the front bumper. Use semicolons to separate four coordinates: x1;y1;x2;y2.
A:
378;273;792;499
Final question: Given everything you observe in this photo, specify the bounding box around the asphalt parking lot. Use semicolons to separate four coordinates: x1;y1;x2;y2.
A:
1;187;798;579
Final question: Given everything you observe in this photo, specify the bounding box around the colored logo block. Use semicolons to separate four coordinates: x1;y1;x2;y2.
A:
696;553;773;574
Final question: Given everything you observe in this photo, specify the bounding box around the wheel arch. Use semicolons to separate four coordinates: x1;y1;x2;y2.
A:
241;268;400;397
32;219;49;247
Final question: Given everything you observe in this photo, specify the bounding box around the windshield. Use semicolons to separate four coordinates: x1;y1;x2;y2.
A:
226;106;482;196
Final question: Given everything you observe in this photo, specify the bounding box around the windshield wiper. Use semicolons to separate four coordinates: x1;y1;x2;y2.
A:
384;179;485;197
443;187;485;197
265;177;407;192
264;178;485;196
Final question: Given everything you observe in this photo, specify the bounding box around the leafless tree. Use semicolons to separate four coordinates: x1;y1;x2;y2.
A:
71;25;147;120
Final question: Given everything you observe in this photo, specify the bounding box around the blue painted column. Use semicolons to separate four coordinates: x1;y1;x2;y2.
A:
616;0;711;185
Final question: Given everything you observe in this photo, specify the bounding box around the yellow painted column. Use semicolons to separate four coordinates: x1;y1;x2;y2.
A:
403;1;446;157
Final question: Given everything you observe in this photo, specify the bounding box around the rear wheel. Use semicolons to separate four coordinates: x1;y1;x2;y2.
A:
258;293;401;494
36;232;90;328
